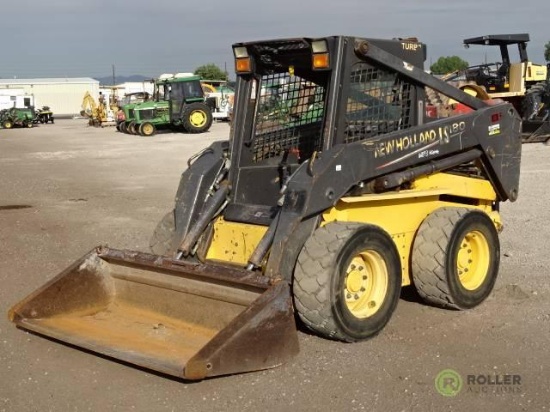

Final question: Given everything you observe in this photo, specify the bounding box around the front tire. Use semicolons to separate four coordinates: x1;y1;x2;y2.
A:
139;122;156;136
127;121;137;134
411;208;500;310
293;222;402;342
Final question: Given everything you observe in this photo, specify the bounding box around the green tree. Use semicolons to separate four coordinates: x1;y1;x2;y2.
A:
194;64;228;81
544;41;550;62
430;56;469;75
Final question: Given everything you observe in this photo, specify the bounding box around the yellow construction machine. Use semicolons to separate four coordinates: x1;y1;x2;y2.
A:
80;89;119;127
10;36;522;380
435;34;550;142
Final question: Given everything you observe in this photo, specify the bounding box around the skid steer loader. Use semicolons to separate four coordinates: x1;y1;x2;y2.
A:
9;36;522;380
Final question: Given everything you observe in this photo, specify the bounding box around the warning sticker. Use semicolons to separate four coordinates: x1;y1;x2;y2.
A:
488;124;501;136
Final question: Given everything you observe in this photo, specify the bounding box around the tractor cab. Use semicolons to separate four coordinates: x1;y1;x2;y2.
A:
462;33;547;96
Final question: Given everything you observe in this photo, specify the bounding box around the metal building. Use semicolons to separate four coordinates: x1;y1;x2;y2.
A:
0;78;99;117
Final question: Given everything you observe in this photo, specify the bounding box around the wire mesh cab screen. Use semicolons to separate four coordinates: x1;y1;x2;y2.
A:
252;73;326;163
345;62;414;143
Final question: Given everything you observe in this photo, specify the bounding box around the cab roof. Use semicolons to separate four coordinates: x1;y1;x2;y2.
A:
463;33;530;46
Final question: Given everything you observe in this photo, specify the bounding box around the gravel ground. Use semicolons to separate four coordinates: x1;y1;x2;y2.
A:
1;120;549;412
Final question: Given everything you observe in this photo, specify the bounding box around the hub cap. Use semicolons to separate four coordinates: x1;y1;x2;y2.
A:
457;230;490;290
189;110;207;127
344;251;388;318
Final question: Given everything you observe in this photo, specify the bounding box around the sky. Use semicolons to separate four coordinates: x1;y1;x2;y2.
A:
1;0;548;80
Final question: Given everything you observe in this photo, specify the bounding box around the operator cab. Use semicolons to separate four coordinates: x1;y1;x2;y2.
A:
226;37;426;225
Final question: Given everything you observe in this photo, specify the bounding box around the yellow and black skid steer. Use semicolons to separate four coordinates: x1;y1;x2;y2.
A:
9;36;522;380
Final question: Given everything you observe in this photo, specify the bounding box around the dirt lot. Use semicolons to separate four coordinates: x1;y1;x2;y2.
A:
1;120;549;411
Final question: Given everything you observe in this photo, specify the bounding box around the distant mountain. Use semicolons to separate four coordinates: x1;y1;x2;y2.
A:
94;75;153;85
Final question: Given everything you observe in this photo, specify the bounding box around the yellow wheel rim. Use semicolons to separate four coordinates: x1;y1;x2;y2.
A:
142;123;154;135
189;110;207;127
344;251;388;318
457;230;490;290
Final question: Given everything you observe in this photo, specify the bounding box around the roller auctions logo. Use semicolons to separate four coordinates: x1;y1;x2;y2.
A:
435;369;463;397
435;369;522;396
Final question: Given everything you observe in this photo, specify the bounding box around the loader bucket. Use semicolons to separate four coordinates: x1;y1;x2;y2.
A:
8;247;299;380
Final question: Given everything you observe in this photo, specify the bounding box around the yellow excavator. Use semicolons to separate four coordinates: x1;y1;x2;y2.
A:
80;89;119;127
10;36;522;380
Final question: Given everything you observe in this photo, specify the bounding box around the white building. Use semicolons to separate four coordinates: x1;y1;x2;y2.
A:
116;81;155;95
0;78;99;117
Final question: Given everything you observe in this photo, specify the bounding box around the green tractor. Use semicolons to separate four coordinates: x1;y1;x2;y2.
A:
129;73;213;136
0;107;35;129
116;92;150;133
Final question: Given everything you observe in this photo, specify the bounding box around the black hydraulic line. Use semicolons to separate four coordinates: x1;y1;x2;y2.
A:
246;211;281;270
373;149;483;191
177;182;229;258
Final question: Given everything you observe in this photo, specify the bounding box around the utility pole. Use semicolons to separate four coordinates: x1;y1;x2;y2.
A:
112;64;116;86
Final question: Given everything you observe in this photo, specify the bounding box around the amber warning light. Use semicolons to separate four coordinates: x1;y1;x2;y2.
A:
234;46;252;74
311;40;330;70
236;58;252;73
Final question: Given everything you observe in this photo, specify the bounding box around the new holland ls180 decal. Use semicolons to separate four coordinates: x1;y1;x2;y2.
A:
371;120;466;170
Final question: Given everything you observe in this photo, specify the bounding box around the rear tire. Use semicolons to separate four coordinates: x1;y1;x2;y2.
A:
182;102;213;133
149;211;176;256
3;120;13;129
411;207;500;310
293;222;401;342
